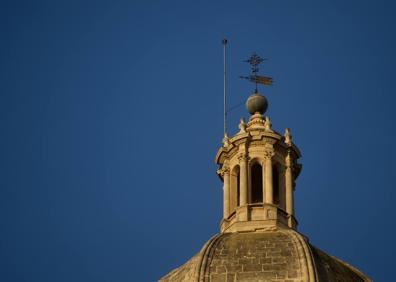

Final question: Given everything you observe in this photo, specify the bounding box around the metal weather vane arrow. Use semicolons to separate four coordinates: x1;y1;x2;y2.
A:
240;53;273;92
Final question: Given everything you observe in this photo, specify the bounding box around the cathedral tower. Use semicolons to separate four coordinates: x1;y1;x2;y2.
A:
216;90;301;233
160;53;371;282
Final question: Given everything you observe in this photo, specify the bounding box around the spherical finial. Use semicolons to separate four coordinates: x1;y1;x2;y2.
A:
246;91;268;115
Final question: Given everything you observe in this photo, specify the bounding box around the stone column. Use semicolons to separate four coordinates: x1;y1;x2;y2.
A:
222;165;230;219
238;154;248;206
263;150;274;204
285;153;294;225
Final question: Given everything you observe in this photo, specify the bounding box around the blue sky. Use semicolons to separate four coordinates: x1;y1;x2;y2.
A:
1;1;395;281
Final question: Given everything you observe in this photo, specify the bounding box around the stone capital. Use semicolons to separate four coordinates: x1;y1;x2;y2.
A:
237;153;249;163
263;150;275;160
217;164;230;177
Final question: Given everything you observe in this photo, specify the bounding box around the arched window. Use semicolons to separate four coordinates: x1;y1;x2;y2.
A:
251;162;263;203
230;166;240;212
273;165;279;205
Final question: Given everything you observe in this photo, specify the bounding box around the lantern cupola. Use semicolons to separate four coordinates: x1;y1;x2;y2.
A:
215;89;301;233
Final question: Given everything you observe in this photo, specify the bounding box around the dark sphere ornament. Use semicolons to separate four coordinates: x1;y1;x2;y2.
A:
246;92;268;115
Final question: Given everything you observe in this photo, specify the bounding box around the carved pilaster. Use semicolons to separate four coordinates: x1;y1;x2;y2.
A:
218;163;230;219
285;152;294;227
285;152;293;168
263;149;275;204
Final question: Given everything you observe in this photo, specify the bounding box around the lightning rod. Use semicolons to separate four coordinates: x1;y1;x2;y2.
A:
222;38;228;137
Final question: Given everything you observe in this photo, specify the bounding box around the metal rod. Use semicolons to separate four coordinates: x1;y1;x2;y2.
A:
222;38;228;136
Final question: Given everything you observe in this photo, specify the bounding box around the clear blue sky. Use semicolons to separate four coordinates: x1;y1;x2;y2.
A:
1;1;395;281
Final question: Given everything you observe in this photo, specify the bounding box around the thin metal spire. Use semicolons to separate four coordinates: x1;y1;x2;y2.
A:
222;38;228;136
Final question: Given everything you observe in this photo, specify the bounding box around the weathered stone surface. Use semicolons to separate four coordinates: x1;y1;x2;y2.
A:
204;231;302;282
159;229;371;281
159;252;200;282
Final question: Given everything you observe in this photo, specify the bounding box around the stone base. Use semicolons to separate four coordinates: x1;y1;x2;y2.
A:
220;203;297;233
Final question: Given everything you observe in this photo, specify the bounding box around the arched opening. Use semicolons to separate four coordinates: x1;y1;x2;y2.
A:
237;172;240;207
251;162;263;203
230;166;240;212
273;165;280;205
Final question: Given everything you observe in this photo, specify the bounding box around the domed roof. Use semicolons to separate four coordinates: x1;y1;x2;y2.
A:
159;229;370;282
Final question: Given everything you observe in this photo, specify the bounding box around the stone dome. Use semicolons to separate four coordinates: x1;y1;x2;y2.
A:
159;228;370;282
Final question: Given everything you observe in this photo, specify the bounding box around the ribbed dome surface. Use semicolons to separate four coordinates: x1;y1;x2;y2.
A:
159;229;370;282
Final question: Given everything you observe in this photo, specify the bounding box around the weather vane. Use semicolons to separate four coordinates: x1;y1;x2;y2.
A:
240;53;273;92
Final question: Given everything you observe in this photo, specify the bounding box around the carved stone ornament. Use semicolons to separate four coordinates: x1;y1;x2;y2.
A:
246;113;266;130
222;133;230;147
263;149;275;160
284;128;292;145
267;209;276;219
217;164;230;176
238;118;247;134
264;116;273;132
237;153;249;162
